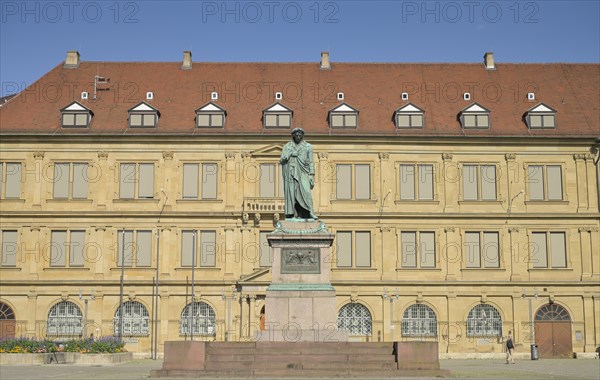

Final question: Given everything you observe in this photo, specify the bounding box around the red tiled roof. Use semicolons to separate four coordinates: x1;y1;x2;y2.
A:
1;60;598;137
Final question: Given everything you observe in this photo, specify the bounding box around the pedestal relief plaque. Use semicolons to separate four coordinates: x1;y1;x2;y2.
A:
281;248;320;274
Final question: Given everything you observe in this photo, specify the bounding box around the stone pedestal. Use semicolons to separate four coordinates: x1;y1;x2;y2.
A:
255;220;347;342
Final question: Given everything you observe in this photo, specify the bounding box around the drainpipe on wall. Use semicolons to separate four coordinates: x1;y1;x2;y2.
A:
593;138;600;213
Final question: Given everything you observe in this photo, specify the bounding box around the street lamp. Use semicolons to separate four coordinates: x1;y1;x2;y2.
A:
383;287;399;341
79;288;95;339
522;288;538;359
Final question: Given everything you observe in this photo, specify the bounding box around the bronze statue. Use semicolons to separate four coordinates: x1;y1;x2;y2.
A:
280;128;317;220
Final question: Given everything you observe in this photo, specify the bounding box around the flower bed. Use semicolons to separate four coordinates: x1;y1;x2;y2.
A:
0;337;125;354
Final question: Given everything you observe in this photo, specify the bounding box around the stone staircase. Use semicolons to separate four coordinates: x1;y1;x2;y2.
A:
152;341;449;378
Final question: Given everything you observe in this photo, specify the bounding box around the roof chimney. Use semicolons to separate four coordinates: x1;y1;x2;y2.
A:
484;52;495;70
320;51;331;70
182;50;192;70
64;51;80;68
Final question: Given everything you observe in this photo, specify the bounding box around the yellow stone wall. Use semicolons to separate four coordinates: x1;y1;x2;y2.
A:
0;136;598;355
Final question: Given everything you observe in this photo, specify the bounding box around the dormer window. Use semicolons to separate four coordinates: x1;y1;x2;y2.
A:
395;103;424;128
196;102;226;128
525;103;556;129
460;103;490;129
60;102;92;128
128;102;159;128
329;103;359;128
263;102;292;128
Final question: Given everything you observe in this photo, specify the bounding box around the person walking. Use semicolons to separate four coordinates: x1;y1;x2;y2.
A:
506;332;516;364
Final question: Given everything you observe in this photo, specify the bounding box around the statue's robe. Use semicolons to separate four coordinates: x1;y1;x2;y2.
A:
280;140;315;218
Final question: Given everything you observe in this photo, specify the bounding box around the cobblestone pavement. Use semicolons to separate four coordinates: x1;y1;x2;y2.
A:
1;358;599;380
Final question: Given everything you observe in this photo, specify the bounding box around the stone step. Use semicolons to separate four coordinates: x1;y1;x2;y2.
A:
204;361;399;371
206;346;392;355
153;368;450;378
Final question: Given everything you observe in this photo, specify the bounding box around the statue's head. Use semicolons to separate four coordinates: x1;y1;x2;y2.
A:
291;127;304;143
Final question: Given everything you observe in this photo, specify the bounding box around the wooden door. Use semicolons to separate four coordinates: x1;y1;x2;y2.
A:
0;302;16;340
534;304;572;358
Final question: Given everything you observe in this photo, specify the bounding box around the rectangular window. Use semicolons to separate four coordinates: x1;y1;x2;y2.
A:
396;113;423;128
264;113;291;128
336;231;371;268
183;163;218;199
400;231;436;268
330;113;358;128
400;164;434;200
462;114;489;128
259;163;284;198
336;164;371;200
530;232;566;268
53;163;89;199
197;113;224;128
116;230;152;267
259;231;273;267
181;230;217;267
1;230;18;267
62;113;89;127
465;231;500;268
50;230;86;267
527;165;563;201
0;162;22;199
119;163;155;199
129;113;156;128
462;164;497;201
528;114;555;129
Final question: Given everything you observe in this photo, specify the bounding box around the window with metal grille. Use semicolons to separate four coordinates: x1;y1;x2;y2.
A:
402;304;437;337
47;301;82;336
466;304;502;337
179;302;216;336
535;304;571;321
113;301;150;336
337;303;372;336
0;302;15;320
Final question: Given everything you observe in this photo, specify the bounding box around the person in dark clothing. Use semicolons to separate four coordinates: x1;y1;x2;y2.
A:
506;333;515;364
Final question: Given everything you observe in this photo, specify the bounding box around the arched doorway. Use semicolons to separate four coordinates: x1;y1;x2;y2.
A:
534;304;572;358
260;306;265;331
0;302;16;340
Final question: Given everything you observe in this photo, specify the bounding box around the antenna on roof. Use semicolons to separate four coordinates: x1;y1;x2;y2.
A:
94;75;110;99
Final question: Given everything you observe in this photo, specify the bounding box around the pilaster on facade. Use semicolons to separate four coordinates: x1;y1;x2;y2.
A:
317;152;331;212
379;226;395;281
441;154;457;212
508;227;523;281
31;151;45;208
443;227;458;281
225;152;239;210
96;151;109;208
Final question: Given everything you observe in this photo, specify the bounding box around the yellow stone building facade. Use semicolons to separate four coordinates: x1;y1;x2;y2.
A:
0;52;598;357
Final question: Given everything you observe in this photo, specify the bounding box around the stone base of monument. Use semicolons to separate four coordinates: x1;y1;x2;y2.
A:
151;341;450;378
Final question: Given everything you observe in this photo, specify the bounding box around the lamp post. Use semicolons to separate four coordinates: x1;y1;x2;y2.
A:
383;287;399;342
522;288;538;358
78;288;95;338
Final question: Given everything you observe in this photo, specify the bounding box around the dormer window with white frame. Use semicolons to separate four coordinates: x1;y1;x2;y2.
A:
128;102;160;128
263;102;292;128
459;103;490;129
395;103;424;128
329;103;359;129
60;101;92;128
525;103;556;129
196;102;226;128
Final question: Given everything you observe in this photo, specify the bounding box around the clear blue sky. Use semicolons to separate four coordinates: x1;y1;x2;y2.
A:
1;0;599;96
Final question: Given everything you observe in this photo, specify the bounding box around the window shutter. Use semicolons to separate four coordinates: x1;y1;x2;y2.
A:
465;232;480;268
419;164;434;200
1;231;18;266
481;165;496;200
546;166;563;200
5;163;21;198
53;163;70;198
336;232;352;267
463;165;478;201
528;166;544;200
136;231;152;267
50;231;67;267
69;231;85;267
336;165;352;200
260;164;276;197
183;164;199;199
355;232;371;267
200;231;216;267
550;232;566;268
138;164;154;198
482;232;499;268
400;165;415;200
120;164;136;199
420;232;436;268
72;163;88;199
530;232;548;268
202;163;218;199
355;165;370;200
401;232;417;268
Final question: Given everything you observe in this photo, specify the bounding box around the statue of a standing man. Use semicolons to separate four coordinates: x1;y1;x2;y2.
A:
280;128;318;220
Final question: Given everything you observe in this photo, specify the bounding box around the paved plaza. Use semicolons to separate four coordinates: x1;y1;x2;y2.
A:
1;358;599;380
